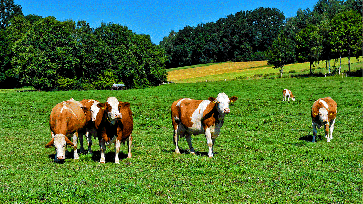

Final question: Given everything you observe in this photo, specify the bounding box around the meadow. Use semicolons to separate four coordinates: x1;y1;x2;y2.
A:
167;57;362;83
0;75;362;202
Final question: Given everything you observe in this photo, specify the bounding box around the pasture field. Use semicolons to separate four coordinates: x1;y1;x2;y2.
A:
0;76;362;203
167;57;362;83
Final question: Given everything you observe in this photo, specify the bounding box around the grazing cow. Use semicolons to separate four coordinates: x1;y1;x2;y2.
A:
283;89;295;101
78;99;100;154
171;93;238;157
311;97;337;142
94;97;133;163
45;99;91;162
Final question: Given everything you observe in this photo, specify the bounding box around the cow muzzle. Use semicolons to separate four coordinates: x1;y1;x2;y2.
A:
224;108;230;114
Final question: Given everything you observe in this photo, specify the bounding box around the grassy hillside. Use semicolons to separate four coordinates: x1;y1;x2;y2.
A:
167;57;362;83
0;76;361;203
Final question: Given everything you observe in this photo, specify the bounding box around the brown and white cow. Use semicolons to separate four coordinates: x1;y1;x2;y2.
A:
78;99;100;154
171;93;238;157
283;89;295;101
45;99;91;162
311;97;337;142
93;97;133;163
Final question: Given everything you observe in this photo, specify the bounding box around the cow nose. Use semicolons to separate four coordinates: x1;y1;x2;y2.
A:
57;155;65;160
115;112;122;119
224;108;230;114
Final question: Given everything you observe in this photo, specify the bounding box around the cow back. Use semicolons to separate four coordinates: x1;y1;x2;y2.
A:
50;101;87;135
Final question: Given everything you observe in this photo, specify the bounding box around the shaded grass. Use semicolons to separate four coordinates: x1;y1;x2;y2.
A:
0;77;362;203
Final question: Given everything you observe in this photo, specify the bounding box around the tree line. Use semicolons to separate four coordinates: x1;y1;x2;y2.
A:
0;0;167;90
0;0;362;90
160;0;362;75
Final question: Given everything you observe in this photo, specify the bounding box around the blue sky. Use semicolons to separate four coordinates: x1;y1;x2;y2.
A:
15;0;318;44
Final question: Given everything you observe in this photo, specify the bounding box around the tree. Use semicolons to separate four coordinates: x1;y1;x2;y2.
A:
330;10;362;73
0;0;22;29
268;33;296;77
296;25;323;74
12;17;78;90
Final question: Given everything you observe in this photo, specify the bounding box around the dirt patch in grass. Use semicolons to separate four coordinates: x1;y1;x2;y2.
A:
167;61;268;82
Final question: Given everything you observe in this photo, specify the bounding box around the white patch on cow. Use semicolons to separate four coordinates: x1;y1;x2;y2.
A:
60;105;77;118
190;100;211;133
319;99;329;109
176;98;191;107
318;108;329;123
107;97;122;121
215;92;231;114
90;100;100;121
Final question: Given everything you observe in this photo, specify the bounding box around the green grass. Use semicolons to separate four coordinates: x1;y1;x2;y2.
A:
0;76;362;203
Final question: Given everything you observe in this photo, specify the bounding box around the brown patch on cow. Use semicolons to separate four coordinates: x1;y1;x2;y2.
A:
94;101;133;143
49;100;87;136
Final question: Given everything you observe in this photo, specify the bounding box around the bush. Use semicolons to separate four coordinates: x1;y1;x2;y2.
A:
93;70;118;90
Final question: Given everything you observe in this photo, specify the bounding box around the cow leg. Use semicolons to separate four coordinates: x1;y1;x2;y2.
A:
328;119;335;142
72;132;79;160
312;122;318;142
99;139;106;163
205;128;214;157
86;130;93;154
115;139;121;164
79;132;85;154
127;135;132;158
173;126;180;154
185;134;195;154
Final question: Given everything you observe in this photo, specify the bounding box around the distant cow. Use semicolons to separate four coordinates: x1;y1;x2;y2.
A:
311;97;337;142
283;89;295;101
45;99;91;162
94;97;133;163
171;93;238;157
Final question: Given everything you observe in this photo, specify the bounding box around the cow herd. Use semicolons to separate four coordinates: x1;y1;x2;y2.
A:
45;91;337;163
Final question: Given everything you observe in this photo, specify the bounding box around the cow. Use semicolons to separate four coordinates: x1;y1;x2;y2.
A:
283;89;295;101
78;99;100;154
45;98;91;162
311;97;337;142
93;97;133;164
171;93;238;158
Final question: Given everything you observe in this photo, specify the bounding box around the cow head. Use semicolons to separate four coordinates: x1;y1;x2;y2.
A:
291;97;296;101
96;98;122;125
209;93;238;114
317;108;329;124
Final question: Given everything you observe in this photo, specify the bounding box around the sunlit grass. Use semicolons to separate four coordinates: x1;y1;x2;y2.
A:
167;57;362;83
0;74;361;202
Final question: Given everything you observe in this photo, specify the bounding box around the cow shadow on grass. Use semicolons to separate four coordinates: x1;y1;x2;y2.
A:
162;149;211;157
91;150;128;163
299;134;323;142
48;149;128;163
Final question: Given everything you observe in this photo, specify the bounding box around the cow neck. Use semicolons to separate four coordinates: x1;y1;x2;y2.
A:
202;102;221;124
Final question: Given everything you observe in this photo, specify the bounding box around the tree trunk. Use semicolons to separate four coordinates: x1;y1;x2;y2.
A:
339;54;341;75
348;49;351;73
328;59;331;74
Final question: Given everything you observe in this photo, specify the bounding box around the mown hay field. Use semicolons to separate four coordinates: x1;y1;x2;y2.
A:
0;73;362;202
167;57;362;83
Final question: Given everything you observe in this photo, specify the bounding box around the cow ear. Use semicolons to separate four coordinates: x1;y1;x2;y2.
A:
45;138;54;148
230;96;238;102
208;97;216;102
119;102;130;108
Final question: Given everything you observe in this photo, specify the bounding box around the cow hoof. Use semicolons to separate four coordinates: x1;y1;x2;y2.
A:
100;158;106;163
127;153;132;158
115;160;120;164
175;150;180;154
